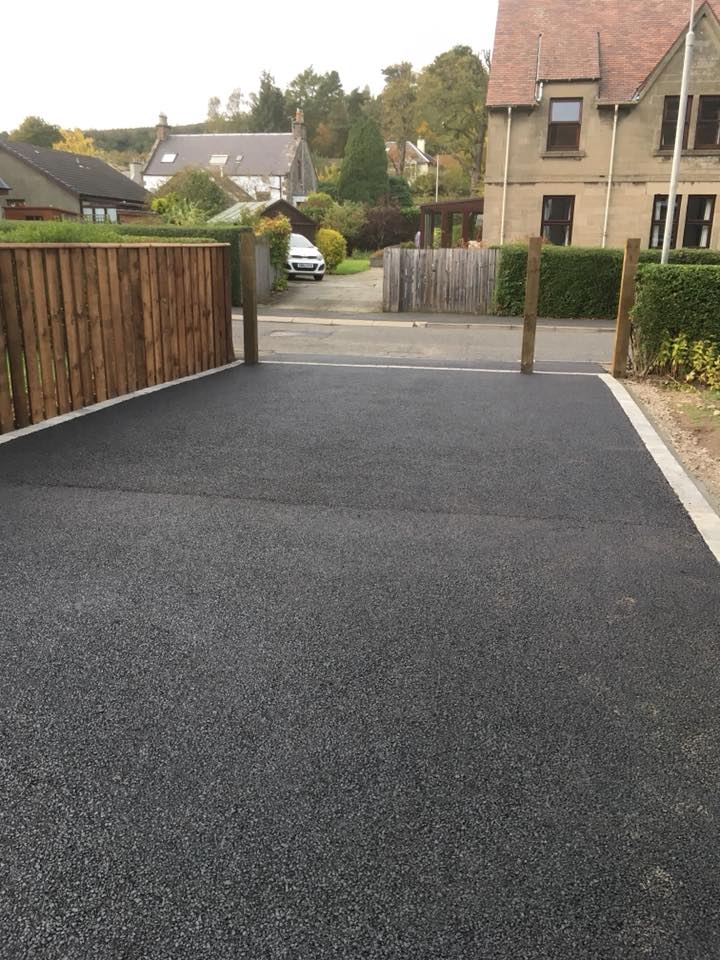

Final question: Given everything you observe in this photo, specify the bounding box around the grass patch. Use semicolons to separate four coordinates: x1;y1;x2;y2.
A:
334;258;370;275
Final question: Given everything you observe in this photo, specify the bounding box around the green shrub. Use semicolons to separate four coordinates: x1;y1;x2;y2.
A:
651;333;720;389
0;220;212;244
117;222;251;305
302;192;335;223
631;264;720;371
315;227;347;273
494;244;720;319
254;215;291;291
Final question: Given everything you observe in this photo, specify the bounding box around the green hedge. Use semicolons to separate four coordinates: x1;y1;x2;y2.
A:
632;264;720;354
117;223;251;306
494;244;720;319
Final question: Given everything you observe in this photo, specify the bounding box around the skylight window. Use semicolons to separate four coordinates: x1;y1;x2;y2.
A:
161;153;177;163
209;154;228;165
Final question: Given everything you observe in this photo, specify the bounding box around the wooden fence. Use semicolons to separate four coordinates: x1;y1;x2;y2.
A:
383;247;499;314
0;243;234;435
254;236;278;303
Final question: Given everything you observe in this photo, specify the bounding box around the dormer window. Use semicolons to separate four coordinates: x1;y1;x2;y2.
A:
161;153;177;163
547;99;582;150
209;154;228;165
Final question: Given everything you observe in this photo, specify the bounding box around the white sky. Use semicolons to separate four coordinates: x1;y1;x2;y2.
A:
2;0;499;132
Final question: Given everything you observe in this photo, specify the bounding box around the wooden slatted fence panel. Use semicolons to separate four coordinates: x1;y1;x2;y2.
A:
0;243;234;435
382;247;499;315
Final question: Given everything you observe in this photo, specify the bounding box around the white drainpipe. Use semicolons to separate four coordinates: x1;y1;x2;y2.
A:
602;105;619;248
500;106;513;245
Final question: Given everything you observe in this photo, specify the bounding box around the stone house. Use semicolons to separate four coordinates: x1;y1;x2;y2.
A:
143;112;317;203
484;0;720;249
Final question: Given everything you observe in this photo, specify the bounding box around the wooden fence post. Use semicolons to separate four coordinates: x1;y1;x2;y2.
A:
240;232;259;365
611;238;641;379
520;237;542;374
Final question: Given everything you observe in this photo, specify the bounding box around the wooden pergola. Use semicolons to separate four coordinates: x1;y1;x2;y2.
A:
419;197;484;248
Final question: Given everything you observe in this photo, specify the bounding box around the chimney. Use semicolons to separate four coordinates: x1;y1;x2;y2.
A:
156;113;169;142
417;137;426;154
292;108;306;141
128;162;144;184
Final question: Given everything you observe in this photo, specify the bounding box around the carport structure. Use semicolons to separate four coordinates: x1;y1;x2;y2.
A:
1;357;719;959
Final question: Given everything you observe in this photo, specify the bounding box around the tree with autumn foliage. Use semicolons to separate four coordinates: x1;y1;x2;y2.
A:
52;129;102;156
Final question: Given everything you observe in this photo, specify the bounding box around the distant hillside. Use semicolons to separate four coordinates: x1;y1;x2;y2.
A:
85;122;207;165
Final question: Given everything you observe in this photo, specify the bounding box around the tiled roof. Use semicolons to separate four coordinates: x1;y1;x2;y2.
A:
487;0;720;106
144;133;298;178
0;140;148;203
385;141;433;165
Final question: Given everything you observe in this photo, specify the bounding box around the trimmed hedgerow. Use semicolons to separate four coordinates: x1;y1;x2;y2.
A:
632;264;720;359
494;244;720;319
0;221;211;245
117;223;251;306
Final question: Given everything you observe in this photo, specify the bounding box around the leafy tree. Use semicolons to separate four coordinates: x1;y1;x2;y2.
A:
53;129;101;156
10;116;61;147
285;67;344;143
155;168;229;219
411;164;471;202
206;90;251;132
380;62;418;175
151;194;206;225
248;73;287;133
320;201;367;252
388;175;412;207
416;45;490;190
357;199;417;250
337;117;388;204
302;192;335;222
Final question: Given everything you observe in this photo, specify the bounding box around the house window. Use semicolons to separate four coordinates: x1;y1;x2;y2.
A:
541;195;575;245
83;206;94;221
683;195;715;248
209;154;228;165
649;194;682;248
660;95;693;150
695;96;720;149
94;208;106;222
160;153;177;163
106;208;118;223
547;99;583;150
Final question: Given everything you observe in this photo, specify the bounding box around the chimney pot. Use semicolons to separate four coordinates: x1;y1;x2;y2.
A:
156;113;169;142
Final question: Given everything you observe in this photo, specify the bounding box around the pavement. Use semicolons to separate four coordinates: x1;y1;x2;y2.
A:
268;268;383;314
235;318;614;366
2;359;720;959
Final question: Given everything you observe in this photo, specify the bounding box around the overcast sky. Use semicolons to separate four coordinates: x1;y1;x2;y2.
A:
3;0;499;132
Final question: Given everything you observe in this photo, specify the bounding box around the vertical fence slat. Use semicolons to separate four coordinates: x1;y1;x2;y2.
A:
15;250;45;423
128;248;146;391
28;250;58;419
116;247;137;394
189;247;202;374
203;247;215;368
70;249;94;407
138;248;156;387
59;250;83;410
106;248;128;396
181;248;195;376
83;248;108;403
44;251;71;414
0;251;30;428
0;257;16;432
176;248;189;378
95;248;117;398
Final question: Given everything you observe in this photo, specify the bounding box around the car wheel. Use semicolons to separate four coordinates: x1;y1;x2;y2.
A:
313;274;324;282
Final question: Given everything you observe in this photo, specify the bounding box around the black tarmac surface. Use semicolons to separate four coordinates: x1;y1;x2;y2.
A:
1;362;719;959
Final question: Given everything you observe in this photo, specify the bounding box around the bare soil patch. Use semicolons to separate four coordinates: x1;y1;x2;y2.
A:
627;378;720;507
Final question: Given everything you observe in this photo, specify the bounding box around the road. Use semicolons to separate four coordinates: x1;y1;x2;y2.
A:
1;358;719;958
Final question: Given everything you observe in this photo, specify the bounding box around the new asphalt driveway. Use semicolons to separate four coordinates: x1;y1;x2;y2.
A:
1;360;719;959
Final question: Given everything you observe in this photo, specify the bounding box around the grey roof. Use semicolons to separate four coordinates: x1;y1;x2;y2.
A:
144;133;298;178
0;140;148;204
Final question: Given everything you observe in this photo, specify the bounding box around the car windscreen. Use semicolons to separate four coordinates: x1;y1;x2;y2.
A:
291;234;314;248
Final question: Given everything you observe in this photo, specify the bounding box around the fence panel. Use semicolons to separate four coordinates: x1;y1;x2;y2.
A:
0;242;234;435
382;247;499;315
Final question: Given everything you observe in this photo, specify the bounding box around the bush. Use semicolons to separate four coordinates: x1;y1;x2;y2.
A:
117;223;251;305
494;244;720;319
302;192;335;223
315;227;347;272
320;201;367;252
357;200;418;249
154;168;229;220
649;333;720;388
631;264;720;370
0;220;210;244
254;215;291;291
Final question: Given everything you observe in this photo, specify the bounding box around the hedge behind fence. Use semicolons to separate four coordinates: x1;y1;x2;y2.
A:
494;244;720;319
117;223;251;306
632;264;720;354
